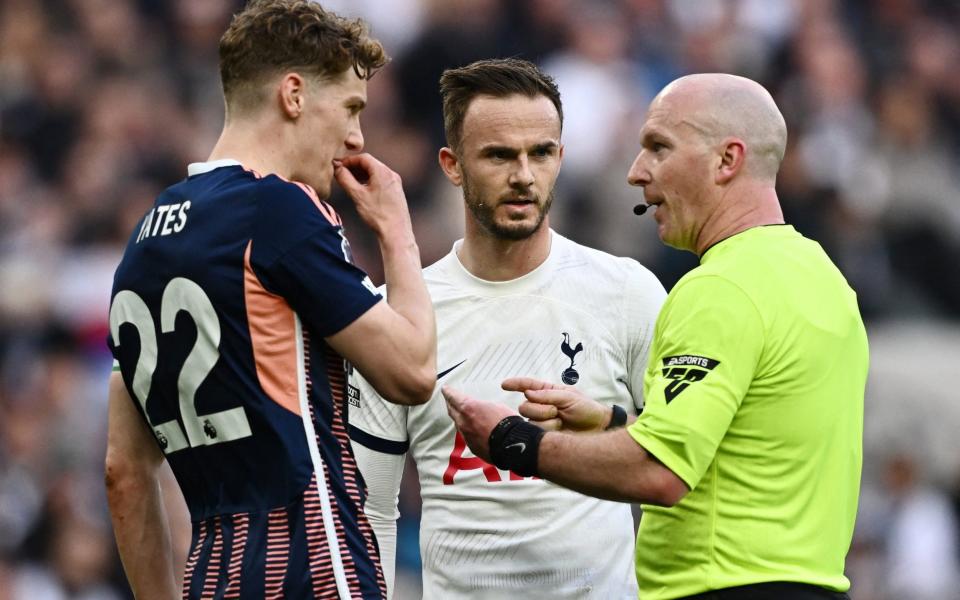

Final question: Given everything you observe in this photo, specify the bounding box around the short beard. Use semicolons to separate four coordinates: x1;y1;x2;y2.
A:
462;172;554;241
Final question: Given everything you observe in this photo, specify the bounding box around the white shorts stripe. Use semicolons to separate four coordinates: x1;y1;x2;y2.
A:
295;314;350;599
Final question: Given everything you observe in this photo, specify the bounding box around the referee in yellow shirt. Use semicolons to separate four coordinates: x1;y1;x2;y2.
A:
442;73;867;600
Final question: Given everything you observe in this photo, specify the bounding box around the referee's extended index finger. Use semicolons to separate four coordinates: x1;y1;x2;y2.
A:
501;377;560;393
519;388;575;407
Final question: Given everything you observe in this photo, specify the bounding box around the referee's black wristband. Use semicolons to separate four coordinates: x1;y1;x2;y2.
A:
605;405;628;430
488;416;545;477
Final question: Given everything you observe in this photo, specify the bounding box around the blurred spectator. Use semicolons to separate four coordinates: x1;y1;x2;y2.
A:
882;454;960;600
1;1;959;598
542;1;653;258
14;516;121;600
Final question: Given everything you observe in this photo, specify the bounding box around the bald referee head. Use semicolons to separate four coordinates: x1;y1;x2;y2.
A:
628;73;788;255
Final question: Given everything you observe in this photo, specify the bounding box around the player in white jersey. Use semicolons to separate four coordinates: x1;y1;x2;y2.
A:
348;59;666;599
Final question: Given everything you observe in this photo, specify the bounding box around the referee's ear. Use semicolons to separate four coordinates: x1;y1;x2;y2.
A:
438;147;463;187
715;137;746;185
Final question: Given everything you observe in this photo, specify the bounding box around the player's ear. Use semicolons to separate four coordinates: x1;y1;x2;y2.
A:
438;147;463;186
715;137;745;185
278;72;306;120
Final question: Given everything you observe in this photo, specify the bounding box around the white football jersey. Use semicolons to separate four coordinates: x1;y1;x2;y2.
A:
349;231;666;599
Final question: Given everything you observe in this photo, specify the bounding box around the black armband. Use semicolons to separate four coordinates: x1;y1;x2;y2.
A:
488;416;545;477
606;405;628;430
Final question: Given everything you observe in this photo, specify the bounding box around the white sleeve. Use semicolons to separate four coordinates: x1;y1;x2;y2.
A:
622;261;667;414
353;442;404;599
347;367;409;449
347;368;409;599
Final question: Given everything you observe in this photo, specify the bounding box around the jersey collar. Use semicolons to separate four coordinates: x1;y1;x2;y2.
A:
701;223;794;262
187;159;243;177
443;229;561;297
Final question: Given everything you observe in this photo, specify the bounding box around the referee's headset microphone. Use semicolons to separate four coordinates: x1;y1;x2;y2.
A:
633;203;650;215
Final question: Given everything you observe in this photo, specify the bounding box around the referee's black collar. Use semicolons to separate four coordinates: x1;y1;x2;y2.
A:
699;223;790;262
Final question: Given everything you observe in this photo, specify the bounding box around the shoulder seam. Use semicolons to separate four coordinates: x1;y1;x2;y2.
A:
290;180;341;227
262;174;342;227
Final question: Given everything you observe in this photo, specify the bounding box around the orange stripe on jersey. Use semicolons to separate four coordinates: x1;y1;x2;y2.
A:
223;514;248;599
183;520;208;599
201;517;223;599
264;508;290;599
291;180;341;227
268;171;341;226
243;241;301;416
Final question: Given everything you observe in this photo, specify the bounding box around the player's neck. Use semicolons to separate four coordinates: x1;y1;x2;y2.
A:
207;120;294;180
695;183;784;256
458;221;552;282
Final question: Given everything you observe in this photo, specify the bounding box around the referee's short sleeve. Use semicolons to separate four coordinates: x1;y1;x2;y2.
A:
627;274;764;490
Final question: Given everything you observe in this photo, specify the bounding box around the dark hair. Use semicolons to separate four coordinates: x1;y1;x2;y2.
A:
439;58;563;151
219;0;388;114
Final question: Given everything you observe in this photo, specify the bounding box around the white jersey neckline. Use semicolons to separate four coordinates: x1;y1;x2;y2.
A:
442;229;560;297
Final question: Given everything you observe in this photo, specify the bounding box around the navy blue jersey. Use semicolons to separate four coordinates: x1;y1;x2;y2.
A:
107;160;387;599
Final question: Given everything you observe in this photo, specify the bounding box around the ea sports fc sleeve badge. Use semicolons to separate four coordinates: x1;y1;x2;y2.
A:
660;355;720;404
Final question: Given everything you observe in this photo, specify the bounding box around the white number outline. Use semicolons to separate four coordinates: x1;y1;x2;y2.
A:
109;277;252;454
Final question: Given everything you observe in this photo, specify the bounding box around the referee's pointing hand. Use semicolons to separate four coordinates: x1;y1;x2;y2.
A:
504;377;614;433
442;386;517;463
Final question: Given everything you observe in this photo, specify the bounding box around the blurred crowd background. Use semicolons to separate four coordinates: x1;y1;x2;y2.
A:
1;0;959;598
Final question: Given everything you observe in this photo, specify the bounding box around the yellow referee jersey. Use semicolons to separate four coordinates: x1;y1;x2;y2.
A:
627;225;868;599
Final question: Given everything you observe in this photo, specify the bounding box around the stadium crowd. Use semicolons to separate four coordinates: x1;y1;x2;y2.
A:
1;0;959;598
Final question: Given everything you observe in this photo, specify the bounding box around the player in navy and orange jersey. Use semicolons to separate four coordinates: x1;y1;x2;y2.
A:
103;2;436;599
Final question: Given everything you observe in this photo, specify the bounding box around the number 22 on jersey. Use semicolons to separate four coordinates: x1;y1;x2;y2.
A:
109;277;251;455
